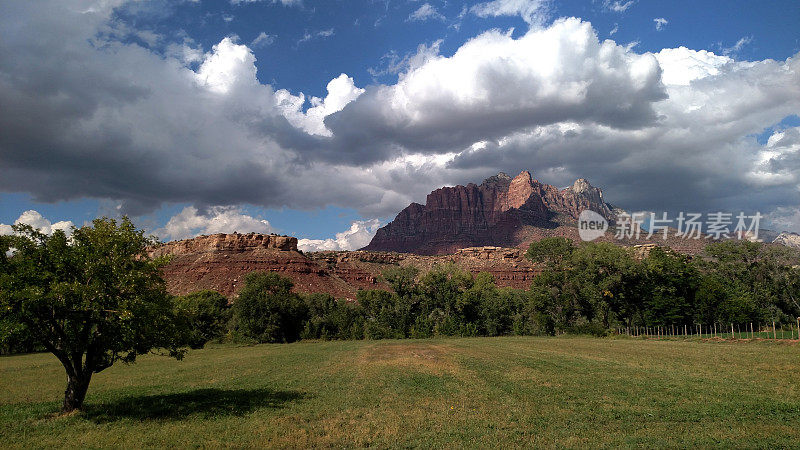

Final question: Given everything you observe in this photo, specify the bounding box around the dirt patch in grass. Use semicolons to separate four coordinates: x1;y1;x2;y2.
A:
356;342;459;376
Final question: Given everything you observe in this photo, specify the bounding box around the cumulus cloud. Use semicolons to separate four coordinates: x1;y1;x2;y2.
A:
653;17;668;31
408;3;445;22
654;47;731;85
282;74;365;136
155;206;274;241
0;210;74;237
326;18;667;162
1;1;800;237
470;0;552;26
298;219;382;252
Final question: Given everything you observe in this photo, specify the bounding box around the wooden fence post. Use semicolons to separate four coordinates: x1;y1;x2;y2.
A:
773;321;777;340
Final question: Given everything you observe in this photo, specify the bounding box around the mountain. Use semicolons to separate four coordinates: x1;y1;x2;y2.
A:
773;231;800;249
149;233;540;299
362;171;616;255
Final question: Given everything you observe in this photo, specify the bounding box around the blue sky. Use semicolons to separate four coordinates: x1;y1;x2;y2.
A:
1;0;799;249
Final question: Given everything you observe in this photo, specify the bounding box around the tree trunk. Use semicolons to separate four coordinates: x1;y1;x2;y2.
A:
62;373;91;413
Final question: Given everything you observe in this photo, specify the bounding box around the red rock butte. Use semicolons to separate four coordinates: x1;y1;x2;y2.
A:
362;171;616;255
149;233;540;300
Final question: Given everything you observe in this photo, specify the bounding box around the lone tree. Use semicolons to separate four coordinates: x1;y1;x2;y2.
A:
0;218;187;413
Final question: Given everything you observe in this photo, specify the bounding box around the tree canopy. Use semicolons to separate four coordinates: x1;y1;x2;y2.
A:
0;218;187;412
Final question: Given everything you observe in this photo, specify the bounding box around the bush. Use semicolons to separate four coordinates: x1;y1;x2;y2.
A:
174;290;231;348
231;272;308;343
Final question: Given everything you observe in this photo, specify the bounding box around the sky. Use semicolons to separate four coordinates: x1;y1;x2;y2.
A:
1;0;799;250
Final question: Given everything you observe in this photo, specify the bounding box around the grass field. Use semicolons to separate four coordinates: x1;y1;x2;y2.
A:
2;337;799;448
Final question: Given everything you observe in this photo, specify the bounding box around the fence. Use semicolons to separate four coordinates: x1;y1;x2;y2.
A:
617;318;800;340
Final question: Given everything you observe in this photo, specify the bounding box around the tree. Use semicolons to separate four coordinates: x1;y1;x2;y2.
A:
0;218;186;413
231;272;308;343
525;237;574;269
174;290;231;348
382;266;419;299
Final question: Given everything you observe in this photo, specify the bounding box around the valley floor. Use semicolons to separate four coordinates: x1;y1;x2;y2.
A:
1;336;799;448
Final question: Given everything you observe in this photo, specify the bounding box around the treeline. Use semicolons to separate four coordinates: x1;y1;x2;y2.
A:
4;238;800;354
159;239;800;345
525;239;800;334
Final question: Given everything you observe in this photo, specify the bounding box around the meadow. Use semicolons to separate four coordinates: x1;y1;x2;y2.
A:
1;336;799;448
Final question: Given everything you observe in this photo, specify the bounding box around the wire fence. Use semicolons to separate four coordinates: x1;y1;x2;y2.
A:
617;318;800;340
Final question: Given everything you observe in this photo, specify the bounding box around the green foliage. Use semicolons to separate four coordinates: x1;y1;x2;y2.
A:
381;266;419;299
301;293;364;340
231;272;308;343
525;237;574;268
0;317;42;355
358;289;408;339
174;290;231;349
0;217;186;412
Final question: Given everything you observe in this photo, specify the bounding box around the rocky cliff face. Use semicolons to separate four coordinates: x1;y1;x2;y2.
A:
152;233;540;299
148;233;297;258
362;171;615;255
773;232;800;249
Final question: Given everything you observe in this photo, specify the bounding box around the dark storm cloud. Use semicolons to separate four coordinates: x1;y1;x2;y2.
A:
1;1;799;231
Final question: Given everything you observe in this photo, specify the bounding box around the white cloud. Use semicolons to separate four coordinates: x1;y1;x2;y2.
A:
2;2;800;236
654;47;731;85
250;31;275;48
653;17;668;31
156;206;274;241
297;28;334;45
408;3;445;22
720;36;753;57
470;0;551;27
368;40;443;79
195;36;257;94
291;74;365;136
603;0;635;12
298;219;382;252
0;210;74;237
329;17;666;156
749;126;800;187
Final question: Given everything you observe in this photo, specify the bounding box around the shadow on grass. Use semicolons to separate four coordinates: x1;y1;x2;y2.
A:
84;387;308;423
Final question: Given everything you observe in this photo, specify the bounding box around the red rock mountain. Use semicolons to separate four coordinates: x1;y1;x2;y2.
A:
362;171;616;255
150;233;540;299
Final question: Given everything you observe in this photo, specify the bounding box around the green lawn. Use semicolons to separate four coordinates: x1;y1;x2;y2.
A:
1;337;799;448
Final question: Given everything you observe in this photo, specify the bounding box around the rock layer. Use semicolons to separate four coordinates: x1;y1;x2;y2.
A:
148;233;297;258
363;171;615;255
151;234;541;299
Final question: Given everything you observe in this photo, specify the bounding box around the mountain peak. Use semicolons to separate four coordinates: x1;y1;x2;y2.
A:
773;231;800;249
569;178;592;194
513;170;533;184
481;172;513;190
